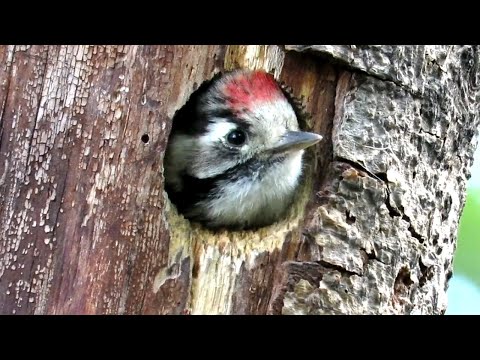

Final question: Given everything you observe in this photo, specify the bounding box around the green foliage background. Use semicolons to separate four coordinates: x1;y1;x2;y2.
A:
454;189;480;286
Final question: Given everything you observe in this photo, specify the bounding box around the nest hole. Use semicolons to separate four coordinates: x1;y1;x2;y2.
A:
162;70;323;233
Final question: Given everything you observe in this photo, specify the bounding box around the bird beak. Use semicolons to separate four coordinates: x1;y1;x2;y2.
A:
270;131;323;154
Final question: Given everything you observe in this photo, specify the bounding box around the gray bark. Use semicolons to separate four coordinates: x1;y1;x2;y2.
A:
0;45;478;314
282;45;479;314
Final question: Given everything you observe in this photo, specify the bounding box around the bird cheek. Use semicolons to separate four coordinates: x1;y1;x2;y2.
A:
242;146;258;160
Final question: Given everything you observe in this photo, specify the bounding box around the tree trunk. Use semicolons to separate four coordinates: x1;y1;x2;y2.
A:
0;45;478;314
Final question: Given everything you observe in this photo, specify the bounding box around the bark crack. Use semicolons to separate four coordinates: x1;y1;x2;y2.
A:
419;128;441;139
335;156;388;185
469;45;480;91
356;68;423;99
50;157;70;245
317;260;361;277
24;46;50;180
0;45;16;151
419;258;434;287
335;156;426;243
26;156;69;313
403;214;425;243
384;193;401;217
299;48;424;99
20;46;51;313
385;188;426;243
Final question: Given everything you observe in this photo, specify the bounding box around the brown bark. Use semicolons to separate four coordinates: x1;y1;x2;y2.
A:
0;45;478;314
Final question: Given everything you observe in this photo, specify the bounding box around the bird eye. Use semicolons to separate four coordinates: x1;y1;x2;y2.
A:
226;129;247;146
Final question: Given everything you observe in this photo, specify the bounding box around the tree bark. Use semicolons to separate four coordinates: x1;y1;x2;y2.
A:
0;45;478;314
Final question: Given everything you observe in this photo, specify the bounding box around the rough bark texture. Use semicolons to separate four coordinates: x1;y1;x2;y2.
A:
0;45;478;314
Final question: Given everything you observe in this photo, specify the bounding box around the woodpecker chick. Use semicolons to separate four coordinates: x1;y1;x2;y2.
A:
164;69;322;230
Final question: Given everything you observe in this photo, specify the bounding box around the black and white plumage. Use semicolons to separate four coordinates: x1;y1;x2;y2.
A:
164;69;322;230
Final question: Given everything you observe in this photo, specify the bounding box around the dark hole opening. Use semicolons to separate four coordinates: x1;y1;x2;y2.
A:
345;210;356;224
141;134;150;143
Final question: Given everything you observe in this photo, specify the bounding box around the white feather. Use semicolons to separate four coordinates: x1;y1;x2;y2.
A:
199;151;304;227
198;119;237;146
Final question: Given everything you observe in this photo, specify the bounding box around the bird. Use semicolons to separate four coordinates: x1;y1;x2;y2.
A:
163;69;322;230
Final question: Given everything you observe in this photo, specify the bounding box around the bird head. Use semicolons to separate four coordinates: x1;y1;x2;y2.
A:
167;70;322;183
164;69;322;228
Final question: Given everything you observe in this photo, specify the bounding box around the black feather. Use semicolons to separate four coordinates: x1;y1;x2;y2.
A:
166;154;285;224
279;81;312;130
168;72;224;137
